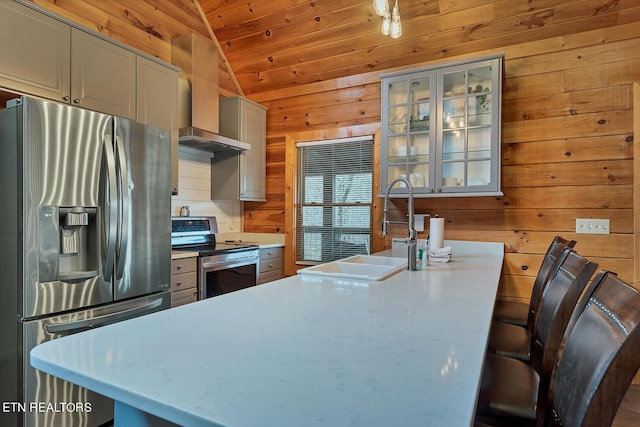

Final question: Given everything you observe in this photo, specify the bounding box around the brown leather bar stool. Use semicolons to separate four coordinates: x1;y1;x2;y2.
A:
487;237;576;362
493;236;576;328
476;250;598;421
475;270;640;427
493;236;576;327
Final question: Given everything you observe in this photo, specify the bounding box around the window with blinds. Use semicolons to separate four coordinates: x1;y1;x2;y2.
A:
296;137;373;264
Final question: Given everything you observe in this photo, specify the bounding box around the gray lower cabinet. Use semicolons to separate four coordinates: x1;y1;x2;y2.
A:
171;257;198;307
258;247;284;284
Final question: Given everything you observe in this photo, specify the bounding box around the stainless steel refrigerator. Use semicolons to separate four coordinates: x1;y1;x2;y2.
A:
0;96;172;427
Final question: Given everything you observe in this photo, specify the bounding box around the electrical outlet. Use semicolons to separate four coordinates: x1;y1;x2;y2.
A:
576;219;610;235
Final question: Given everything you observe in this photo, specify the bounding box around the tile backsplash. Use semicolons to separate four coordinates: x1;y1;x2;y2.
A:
171;147;242;232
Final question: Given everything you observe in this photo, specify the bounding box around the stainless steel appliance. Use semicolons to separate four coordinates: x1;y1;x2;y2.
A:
171;217;259;299
0;96;172;427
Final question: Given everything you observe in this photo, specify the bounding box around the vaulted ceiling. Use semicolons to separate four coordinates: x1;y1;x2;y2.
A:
200;0;635;101
26;0;638;105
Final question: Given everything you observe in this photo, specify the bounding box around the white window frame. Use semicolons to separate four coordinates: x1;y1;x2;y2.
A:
296;136;374;265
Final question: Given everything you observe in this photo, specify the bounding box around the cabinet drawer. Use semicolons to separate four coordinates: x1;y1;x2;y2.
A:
258;270;284;285
259;247;283;261
259;257;283;274
171;288;198;308
171;272;197;292
171;257;197;275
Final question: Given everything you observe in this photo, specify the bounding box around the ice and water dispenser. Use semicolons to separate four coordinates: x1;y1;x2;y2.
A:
39;205;100;283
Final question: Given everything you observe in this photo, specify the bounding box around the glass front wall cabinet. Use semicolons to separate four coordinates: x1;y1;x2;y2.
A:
380;54;503;197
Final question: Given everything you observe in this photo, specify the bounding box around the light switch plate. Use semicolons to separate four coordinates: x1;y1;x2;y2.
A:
576;218;610;234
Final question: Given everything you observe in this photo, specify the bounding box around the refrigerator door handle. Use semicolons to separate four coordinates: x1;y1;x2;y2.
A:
102;132;119;282
114;134;130;280
44;297;164;335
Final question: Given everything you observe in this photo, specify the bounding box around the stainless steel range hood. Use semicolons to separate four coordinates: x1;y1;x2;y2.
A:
171;33;249;152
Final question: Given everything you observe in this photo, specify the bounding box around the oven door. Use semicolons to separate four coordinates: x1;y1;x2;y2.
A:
199;252;259;299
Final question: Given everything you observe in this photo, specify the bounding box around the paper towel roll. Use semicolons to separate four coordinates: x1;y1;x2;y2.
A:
430;218;445;250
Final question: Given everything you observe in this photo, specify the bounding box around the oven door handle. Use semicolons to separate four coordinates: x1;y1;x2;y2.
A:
201;258;257;271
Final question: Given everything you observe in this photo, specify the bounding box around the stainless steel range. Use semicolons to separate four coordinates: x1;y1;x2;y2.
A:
171;217;259;299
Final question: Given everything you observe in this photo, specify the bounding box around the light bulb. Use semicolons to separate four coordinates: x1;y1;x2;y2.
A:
381;13;391;36
389;1;402;39
372;0;389;17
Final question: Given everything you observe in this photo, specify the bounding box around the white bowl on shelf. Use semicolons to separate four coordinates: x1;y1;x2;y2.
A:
394;146;407;156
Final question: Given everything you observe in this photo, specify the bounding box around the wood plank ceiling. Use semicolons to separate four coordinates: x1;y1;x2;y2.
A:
29;0;639;104
199;0;636;101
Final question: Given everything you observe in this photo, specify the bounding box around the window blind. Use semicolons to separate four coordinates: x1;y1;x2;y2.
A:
296;138;373;264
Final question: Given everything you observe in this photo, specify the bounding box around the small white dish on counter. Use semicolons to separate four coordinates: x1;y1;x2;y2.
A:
298;255;407;281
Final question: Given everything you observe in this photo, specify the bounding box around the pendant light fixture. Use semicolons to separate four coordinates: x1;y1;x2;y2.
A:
381;12;391;36
372;0;389;17
389;0;402;39
375;0;401;39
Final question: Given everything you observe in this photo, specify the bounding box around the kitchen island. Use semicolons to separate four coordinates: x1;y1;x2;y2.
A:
31;240;503;427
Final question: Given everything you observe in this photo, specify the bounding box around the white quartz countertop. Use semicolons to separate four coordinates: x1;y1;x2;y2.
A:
171;249;199;259
216;232;284;249
31;240;503;427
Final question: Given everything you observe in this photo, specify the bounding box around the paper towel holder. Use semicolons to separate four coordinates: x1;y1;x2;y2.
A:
414;213;434;232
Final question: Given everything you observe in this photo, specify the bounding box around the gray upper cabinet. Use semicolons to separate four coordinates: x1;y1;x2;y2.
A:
0;0;71;101
71;28;136;119
136;56;179;195
213;96;268;202
0;0;167;123
380;54;503;197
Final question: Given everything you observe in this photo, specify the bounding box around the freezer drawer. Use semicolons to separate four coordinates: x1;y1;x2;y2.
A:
22;292;170;427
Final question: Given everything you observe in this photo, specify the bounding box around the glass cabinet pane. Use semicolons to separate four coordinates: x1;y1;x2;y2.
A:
387;165;408;186
443;70;466;97
410;134;429;162
410;102;430;131
410;77;430;101
469;66;492;93
441;162;464;187
467;160;491;186
468;128;491;159
442;130;464;161
409;163;429;189
388;80;408;105
388;135;407;162
469;94;491;126
443;98;465;129
388;106;407;134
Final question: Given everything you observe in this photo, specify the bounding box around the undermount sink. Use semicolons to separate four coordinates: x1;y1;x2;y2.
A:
298;255;408;281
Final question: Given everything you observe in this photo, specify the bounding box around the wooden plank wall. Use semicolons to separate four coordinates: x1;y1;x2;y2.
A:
248;18;638;310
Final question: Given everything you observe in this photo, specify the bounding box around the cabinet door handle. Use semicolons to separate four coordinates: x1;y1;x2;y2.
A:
63;95;70;101
176;265;183;271
73;98;80;104
176;281;183;287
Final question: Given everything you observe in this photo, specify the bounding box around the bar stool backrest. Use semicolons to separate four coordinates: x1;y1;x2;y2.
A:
541;271;640;427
